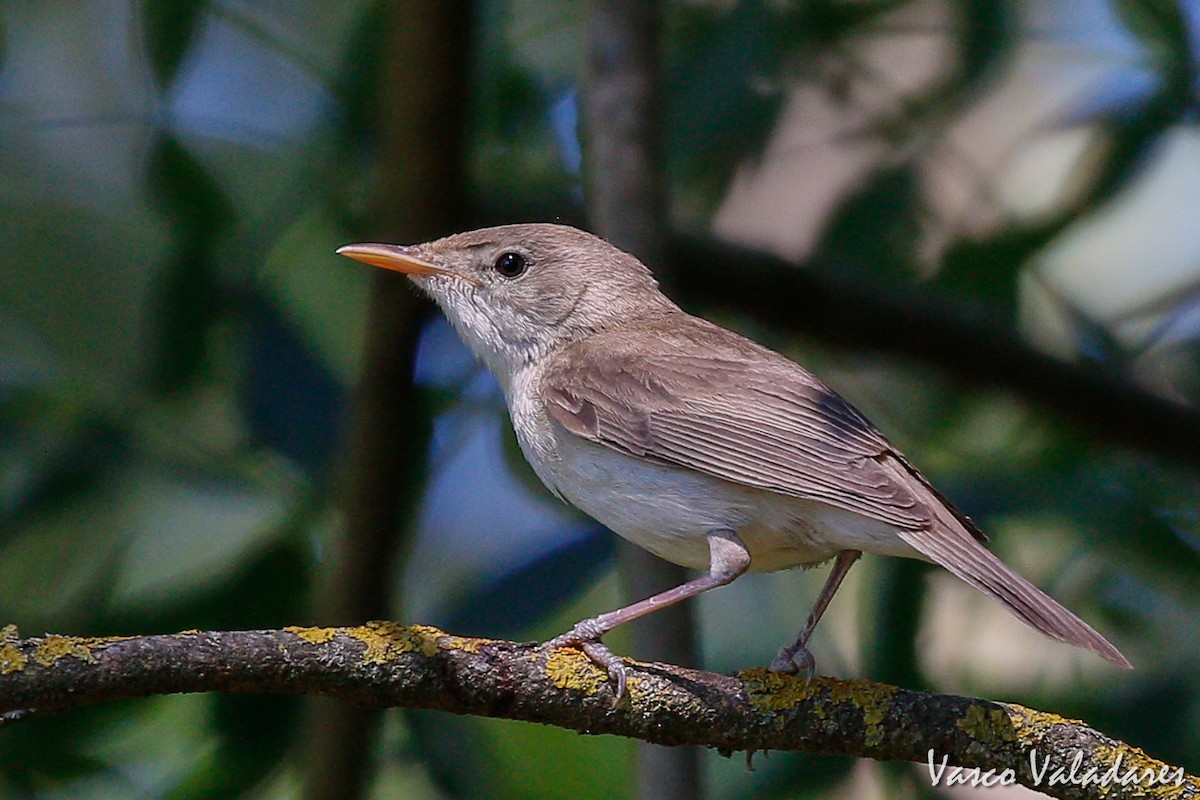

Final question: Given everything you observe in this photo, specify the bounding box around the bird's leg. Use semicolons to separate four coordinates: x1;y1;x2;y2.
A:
770;549;862;678
544;530;751;702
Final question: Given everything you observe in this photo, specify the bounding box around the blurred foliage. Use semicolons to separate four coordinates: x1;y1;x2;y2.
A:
1;1;1199;799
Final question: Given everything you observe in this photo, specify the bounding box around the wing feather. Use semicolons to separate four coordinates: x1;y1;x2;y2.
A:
541;327;933;531
539;319;1129;668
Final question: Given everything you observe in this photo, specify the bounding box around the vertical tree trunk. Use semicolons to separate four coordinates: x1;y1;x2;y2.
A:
583;3;702;799
303;3;474;798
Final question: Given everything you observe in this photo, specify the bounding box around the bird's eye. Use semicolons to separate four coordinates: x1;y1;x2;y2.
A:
493;251;528;278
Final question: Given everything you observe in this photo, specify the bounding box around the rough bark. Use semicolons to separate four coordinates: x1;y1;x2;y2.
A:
1;624;1193;800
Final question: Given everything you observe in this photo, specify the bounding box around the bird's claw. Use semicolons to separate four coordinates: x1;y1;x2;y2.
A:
580;640;629;702
769;644;816;682
542;624;629;704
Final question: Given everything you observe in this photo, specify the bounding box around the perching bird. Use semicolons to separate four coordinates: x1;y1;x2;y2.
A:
338;223;1129;697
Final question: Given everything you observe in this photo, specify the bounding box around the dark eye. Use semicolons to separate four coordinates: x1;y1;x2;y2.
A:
493;251;528;278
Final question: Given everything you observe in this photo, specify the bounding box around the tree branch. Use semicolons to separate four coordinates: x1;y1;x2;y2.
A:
1;623;1192;800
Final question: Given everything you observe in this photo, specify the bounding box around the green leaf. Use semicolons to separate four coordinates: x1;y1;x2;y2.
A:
107;466;294;611
1113;0;1195;86
143;0;208;87
145;135;234;393
666;3;785;206
258;204;370;383
817;164;923;277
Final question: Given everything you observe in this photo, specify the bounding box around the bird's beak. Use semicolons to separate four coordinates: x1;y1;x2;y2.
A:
336;243;453;279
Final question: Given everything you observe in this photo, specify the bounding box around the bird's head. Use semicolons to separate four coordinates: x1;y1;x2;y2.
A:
338;223;675;384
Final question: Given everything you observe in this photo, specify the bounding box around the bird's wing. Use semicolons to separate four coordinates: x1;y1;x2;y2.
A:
541;326;1130;668
540;329;948;533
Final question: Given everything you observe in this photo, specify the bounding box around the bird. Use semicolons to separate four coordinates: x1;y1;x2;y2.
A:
337;223;1130;698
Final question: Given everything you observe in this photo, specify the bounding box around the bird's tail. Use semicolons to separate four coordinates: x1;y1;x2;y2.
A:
909;527;1131;668
881;457;1131;669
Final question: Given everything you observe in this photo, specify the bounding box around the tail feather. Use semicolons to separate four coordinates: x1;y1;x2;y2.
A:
879;457;1131;669
916;530;1131;669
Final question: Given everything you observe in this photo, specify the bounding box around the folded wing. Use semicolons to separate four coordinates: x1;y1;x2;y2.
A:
541;321;1129;668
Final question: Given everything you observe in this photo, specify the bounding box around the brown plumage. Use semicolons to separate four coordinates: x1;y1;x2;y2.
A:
542;313;1128;669
338;223;1131;696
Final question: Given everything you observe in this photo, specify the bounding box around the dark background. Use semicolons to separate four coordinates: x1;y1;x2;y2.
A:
1;1;1198;798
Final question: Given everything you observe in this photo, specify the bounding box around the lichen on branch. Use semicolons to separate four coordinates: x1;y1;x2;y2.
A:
0;622;1194;800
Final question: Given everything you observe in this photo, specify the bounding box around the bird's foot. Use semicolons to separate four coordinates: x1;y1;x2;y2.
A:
543;621;630;703
769;643;816;682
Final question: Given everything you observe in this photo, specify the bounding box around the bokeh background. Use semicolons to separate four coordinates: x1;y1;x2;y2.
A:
2;1;1199;798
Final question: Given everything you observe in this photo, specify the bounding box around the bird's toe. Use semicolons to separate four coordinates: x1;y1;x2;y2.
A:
770;644;816;682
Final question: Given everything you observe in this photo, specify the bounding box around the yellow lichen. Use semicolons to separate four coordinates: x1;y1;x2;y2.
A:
741;672;899;746
349;622;442;665
957;704;1017;746
80;635;135;647
1006;706;1193;795
1;624;26;674
623;674;649;703
544;648;607;694
34;636;97;667
827;679;897;747
438;634;485;654
284;626;338;645
740;668;818;711
1090;744;1190;797
1006;704;1085;747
